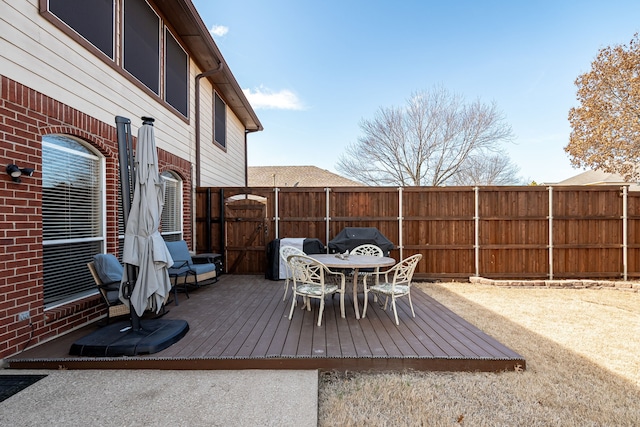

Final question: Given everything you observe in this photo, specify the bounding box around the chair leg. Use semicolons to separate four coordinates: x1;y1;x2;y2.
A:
317;298;325;326
408;291;415;318
171;276;180;306
288;294;297;320
183;275;190;299
391;298;399;325
362;288;369;319
339;291;345;319
283;278;289;301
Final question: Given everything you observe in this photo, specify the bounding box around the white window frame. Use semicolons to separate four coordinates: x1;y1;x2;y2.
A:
160;171;183;241
42;135;106;308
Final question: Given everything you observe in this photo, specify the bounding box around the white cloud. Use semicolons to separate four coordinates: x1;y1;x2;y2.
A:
209;25;229;37
243;87;305;110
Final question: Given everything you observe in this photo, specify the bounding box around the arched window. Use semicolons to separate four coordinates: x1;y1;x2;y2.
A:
42;135;104;307
161;171;183;241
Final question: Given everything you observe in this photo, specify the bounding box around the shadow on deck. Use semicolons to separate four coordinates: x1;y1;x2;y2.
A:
7;275;525;372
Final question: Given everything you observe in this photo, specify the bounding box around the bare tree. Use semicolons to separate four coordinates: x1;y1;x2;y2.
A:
448;152;523;186
336;87;515;186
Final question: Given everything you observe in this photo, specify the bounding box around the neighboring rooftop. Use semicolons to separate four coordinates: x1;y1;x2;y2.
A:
248;166;365;187
553;170;640;191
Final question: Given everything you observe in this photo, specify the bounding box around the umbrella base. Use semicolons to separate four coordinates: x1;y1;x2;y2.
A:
69;319;189;357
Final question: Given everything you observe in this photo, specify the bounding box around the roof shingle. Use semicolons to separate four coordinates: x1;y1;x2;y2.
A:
247;166;364;187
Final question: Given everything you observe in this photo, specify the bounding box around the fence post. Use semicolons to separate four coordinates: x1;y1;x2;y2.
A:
398;187;403;260
474;186;479;277
325;187;331;250
548;186;553;280
274;187;280;239
623;185;628;281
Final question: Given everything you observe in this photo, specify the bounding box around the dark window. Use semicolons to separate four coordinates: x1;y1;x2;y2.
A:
49;0;114;58
165;30;188;117
214;92;227;147
124;0;160;94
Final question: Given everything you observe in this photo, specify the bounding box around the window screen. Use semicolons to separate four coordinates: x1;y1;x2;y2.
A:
42;135;104;307
49;0;115;58
165;29;188;117
124;0;160;94
214;92;227;148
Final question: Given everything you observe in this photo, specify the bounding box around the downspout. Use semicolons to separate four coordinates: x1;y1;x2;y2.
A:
244;129;260;186
195;62;224;187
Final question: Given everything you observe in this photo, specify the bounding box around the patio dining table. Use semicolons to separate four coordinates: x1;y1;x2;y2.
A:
309;253;396;319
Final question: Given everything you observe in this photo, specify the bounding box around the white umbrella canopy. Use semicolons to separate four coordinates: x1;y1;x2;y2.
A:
119;119;173;317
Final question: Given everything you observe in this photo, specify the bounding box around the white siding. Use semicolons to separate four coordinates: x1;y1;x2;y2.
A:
1;0;248;184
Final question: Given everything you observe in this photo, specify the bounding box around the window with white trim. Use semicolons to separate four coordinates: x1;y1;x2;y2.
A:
160;171;183;241
42;135;105;307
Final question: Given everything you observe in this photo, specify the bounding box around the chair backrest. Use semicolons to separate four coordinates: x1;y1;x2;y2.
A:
351;244;383;257
279;245;305;279
93;253;123;285
87;261;120;305
165;240;193;267
389;254;422;286
287;254;332;288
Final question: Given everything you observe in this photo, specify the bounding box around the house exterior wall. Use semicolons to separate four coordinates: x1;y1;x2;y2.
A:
0;0;255;358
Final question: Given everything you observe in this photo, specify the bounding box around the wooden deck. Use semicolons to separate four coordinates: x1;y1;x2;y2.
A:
7;275;525;372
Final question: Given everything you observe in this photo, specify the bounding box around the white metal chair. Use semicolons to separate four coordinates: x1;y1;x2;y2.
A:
350;244;384;257
349;243;384;292
287;254;345;326
279;245;306;301
362;254;422;325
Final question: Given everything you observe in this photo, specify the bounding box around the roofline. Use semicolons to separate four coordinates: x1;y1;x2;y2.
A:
154;0;263;131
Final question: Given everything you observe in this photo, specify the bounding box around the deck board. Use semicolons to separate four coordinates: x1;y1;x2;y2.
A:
7;275;525;372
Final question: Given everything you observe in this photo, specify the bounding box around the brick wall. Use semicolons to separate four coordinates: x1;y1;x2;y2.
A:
0;76;193;358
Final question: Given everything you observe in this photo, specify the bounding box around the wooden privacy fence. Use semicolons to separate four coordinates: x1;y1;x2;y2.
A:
195;185;640;281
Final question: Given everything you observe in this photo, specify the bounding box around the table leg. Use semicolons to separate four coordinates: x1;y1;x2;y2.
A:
353;268;360;319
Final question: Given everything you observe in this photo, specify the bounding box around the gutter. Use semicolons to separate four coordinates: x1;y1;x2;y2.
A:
195;62;224;187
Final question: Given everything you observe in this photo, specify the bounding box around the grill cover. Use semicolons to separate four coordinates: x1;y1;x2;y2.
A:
328;227;394;256
265;238;325;280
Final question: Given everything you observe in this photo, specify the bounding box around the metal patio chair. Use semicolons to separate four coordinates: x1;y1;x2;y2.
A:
279;245;305;301
362;254;422;325
287;254;345;326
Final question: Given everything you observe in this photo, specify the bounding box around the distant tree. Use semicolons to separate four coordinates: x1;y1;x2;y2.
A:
565;33;640;181
336;87;515;186
448;152;523;186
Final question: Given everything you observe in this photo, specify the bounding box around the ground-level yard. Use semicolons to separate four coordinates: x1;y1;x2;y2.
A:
319;282;640;426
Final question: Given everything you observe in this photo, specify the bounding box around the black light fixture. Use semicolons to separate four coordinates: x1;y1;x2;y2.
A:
6;164;35;183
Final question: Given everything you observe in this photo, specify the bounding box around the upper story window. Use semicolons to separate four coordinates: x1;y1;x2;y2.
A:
214;91;227;148
49;0;114;59
43;0;189;119
124;0;160;94
165;30;188;117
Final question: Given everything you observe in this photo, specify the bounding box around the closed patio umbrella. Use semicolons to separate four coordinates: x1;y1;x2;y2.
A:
119;117;173;317
69;116;187;356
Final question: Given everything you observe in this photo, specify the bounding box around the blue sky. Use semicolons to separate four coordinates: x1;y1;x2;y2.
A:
192;0;640;184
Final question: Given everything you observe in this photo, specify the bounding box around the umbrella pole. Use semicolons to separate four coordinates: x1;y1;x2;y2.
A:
116;116;142;332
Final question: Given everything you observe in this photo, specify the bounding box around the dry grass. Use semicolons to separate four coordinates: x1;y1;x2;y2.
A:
318;282;640;426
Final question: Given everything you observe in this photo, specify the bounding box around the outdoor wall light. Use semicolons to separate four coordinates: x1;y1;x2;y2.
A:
6;164;35;183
